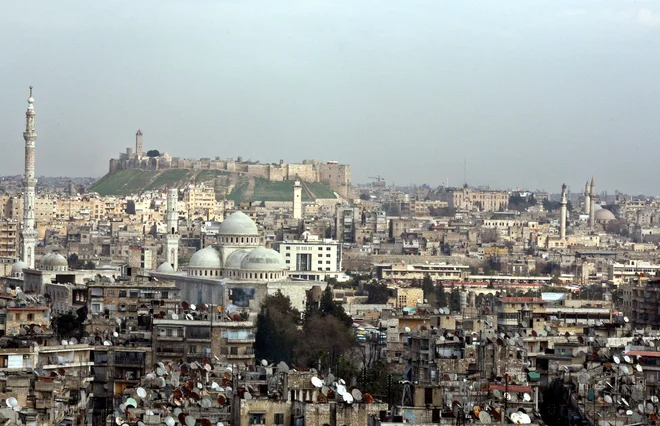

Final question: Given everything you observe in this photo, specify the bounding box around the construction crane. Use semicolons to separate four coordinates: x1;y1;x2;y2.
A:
368;175;385;182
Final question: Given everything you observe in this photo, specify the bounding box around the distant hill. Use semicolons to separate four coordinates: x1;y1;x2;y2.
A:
91;169;338;201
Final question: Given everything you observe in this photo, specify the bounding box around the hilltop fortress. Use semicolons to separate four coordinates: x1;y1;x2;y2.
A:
109;130;352;198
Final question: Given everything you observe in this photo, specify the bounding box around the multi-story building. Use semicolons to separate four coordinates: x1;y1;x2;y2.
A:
609;260;660;286
183;184;216;214
335;206;359;244
272;240;343;281
622;277;660;329
0;219;19;259
374;262;469;283
438;187;508;212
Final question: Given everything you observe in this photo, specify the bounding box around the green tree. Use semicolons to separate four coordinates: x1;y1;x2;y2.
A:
146;150;160;157
365;282;389;304
422;274;436;306
435;283;447;308
255;291;301;364
315;286;352;327
449;286;461;313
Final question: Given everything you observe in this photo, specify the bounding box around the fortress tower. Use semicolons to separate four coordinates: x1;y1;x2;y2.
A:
135;129;143;158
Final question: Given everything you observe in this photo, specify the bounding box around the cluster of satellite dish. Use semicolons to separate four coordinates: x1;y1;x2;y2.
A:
309;373;374;405
115;359;232;426
472;398;533;424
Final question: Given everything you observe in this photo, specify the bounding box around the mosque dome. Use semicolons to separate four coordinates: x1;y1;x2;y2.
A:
240;247;286;271
595;208;616;221
156;262;175;273
218;211;259;236
189;246;222;269
11;261;27;274
40;253;54;267
50;253;69;268
225;249;251;269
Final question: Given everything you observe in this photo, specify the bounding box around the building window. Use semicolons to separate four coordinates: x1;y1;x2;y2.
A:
27;313;34;321
14;313;20;321
119;290;127;297
108;290;115;297
274;413;285;425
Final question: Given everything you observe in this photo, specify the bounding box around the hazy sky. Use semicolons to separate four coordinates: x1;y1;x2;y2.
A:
2;1;660;195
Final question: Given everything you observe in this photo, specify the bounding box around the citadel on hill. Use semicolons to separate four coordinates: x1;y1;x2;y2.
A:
108;130;352;198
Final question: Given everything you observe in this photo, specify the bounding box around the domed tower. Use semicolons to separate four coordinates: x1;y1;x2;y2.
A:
216;211;261;263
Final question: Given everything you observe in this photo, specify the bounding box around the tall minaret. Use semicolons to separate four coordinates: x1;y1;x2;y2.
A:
293;180;302;219
135;129;143;158
165;187;179;271
21;87;38;269
589;177;596;227
560;183;567;240
584;181;591;215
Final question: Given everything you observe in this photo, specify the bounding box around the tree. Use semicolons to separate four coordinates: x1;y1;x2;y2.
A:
449;286;461;313
365;282;389;304
359;192;371;201
52;308;86;340
435;283;448;308
146;150;160;157
255;291;301;364
315;286;352;327
297;315;356;372
422;274;436;306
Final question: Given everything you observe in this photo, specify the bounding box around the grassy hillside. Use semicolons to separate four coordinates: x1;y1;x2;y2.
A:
91;169;338;200
228;177;337;202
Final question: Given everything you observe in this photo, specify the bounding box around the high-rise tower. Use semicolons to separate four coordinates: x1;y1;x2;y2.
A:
293;180;302;219
135;129;143;158
165;187;179;271
21;87;38;268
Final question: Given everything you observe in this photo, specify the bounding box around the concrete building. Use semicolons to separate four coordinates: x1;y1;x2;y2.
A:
438;187;508;212
0;220;18;259
272;240;343;281
374;262;469;283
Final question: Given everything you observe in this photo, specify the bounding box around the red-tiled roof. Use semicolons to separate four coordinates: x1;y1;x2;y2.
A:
625;350;660;358
489;384;533;393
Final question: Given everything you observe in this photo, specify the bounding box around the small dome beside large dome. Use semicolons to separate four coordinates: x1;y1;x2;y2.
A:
156;261;175;273
189;246;222;269
240;247;286;271
225;249;251;269
11;261;27;275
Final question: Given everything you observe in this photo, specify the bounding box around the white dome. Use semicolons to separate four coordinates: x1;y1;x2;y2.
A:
188;246;222;269
218;211;259;236
40;253;54;266
225;249;251;269
50;253;68;268
595;208;616;221
11;261;27;274
156;262;175;273
240;247;286;271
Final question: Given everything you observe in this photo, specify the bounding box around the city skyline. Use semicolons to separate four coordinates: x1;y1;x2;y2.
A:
2;1;660;194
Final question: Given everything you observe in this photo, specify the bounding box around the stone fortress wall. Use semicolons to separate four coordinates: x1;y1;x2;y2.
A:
110;135;351;198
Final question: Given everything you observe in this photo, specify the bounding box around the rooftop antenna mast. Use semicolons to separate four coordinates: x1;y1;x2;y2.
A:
463;157;467;187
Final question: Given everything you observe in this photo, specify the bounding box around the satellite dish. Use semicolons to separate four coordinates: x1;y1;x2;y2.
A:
113;331;119;338
336;384;347;395
624;355;632;364
652;395;659;403
343;392;354;404
185;416;197;426
622;397;629;407
61;340;68;346
172;313;179;320
510;412;521;423
351;388;363;402
137;388;147;398
519;413;532;424
261;359;268;367
404;327;411;333
311;377;323;388
624;316;629;323
479;411;492;424
103;340;111;346
504;392;512;401
186;314;194;321
190;304;196;311
523;393;531;402
244;392;252;400
125;398;137;408
321;386;329;396
636;364;643;373
613;355;620;364
493;389;502;399
6;398;17;408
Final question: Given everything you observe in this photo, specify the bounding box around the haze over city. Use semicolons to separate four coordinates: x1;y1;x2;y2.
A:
2;0;660;194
